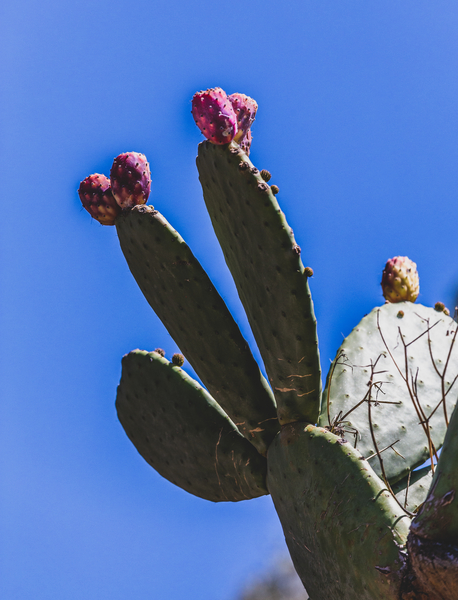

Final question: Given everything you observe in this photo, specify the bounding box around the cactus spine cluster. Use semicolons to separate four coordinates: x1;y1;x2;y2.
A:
79;88;458;599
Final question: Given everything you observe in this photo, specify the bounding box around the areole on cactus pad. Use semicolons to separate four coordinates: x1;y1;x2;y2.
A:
79;88;458;600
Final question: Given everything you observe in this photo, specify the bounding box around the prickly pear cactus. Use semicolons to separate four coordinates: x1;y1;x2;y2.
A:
79;87;458;599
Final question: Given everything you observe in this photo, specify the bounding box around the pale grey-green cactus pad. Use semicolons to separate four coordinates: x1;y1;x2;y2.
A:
318;301;458;484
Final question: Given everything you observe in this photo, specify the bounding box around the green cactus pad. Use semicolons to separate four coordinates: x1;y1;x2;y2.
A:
318;302;458;484
392;466;433;513
196;142;321;426
267;423;410;600
116;205;279;456
411;400;458;544
116;350;268;502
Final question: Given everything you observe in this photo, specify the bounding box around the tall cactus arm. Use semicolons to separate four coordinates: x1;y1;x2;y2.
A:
116;205;279;455
267;423;410;600
196;141;321;426
116;350;268;502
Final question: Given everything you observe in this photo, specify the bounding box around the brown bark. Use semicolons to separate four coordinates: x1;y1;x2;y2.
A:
400;533;458;600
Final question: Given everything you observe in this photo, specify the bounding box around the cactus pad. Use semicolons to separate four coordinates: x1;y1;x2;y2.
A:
116;205;279;455
196;141;321;426
116;350;268;502
318;302;458;483
268;423;409;600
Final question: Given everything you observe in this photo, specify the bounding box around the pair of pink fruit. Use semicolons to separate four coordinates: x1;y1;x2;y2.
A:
78;87;257;226
78;152;151;226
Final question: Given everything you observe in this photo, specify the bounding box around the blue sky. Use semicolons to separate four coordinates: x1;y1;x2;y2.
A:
1;1;458;598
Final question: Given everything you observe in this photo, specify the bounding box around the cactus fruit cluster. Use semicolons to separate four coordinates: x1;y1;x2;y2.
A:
78;152;151;224
191;88;257;152
79;88;458;599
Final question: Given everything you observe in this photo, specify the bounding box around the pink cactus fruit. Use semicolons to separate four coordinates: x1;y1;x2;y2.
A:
191;88;238;145
239;128;252;155
381;256;419;303
110;152;151;209
228;93;258;143
78;173;121;226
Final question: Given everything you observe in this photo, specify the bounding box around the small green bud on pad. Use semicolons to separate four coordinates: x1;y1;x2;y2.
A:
435;302;450;315
172;353;184;366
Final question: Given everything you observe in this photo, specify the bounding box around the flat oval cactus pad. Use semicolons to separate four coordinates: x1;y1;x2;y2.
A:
116;350;268;502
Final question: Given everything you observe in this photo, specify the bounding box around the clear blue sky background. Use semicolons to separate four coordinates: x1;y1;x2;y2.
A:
1;1;458;598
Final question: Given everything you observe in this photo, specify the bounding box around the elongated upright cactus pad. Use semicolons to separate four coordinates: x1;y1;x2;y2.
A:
116;205;279;455
318;302;458;483
116;350;268;502
197;141;321;425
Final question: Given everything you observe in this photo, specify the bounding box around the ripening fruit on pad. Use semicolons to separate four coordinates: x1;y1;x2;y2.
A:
381;256;419;303
228;93;258;143
192;88;238;145
110;152;151;209
78;173;121;225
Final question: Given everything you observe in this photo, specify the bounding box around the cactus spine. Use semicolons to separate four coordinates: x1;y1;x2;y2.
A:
79;88;458;599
